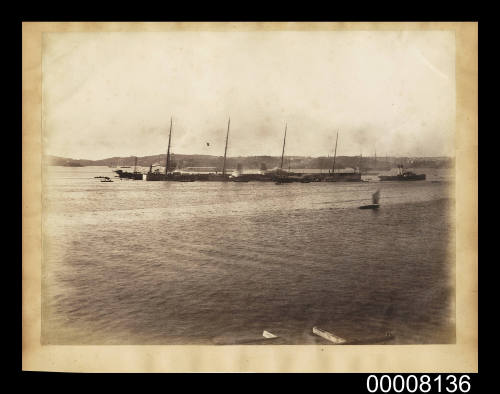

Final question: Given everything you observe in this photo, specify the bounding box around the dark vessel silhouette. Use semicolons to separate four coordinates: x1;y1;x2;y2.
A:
379;165;426;181
324;131;362;182
273;123;294;184
359;189;380;209
114;157;143;180
146;117;181;181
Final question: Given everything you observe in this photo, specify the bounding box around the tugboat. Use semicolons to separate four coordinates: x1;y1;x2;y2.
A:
379;165;425;181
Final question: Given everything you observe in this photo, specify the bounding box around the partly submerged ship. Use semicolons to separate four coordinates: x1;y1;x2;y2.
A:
114;157;143;180
379;165;426;181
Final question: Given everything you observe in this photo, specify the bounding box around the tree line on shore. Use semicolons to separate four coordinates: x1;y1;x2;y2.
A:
47;154;454;170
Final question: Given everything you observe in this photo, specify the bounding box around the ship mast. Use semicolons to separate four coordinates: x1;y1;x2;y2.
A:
331;130;339;174
222;117;230;175
165;117;172;176
280;122;287;170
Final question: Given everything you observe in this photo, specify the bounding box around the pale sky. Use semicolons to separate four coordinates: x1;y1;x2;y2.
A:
42;30;455;160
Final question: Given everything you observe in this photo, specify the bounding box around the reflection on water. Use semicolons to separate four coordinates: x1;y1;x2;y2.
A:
42;166;455;344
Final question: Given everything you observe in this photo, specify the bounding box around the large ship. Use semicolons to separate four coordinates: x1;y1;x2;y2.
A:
146;117;177;181
271;127;362;183
378;165;426;181
273;123;293;184
146;117;230;182
145;164;167;181
217;116;231;182
323;172;362;182
323;131;361;182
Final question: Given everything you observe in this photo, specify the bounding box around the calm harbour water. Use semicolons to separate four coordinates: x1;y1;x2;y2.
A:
42;166;455;345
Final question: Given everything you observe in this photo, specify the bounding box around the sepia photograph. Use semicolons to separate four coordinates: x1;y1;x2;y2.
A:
22;22;477;372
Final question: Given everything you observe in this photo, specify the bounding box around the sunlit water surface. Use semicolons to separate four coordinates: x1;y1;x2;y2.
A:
42;166;455;344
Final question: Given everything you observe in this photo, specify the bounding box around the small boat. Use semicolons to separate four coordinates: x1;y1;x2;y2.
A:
312;326;394;345
344;332;394;345
359;189;380;209
262;330;278;339
312;327;347;344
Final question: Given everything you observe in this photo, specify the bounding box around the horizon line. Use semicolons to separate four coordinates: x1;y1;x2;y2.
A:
47;153;455;161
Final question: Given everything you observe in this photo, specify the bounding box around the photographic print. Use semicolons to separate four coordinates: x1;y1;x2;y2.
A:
22;22;477;372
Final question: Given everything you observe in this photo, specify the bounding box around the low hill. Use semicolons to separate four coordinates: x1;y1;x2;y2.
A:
46;154;454;170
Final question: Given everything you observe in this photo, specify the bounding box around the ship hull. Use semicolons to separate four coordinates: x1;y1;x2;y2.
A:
379;174;426;181
145;173;166;181
323;173;362;182
114;170;143;180
359;204;379;210
145;173;230;182
231;174;274;182
142;172;364;183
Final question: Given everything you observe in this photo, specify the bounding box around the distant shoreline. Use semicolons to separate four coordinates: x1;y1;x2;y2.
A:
46;154;455;171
